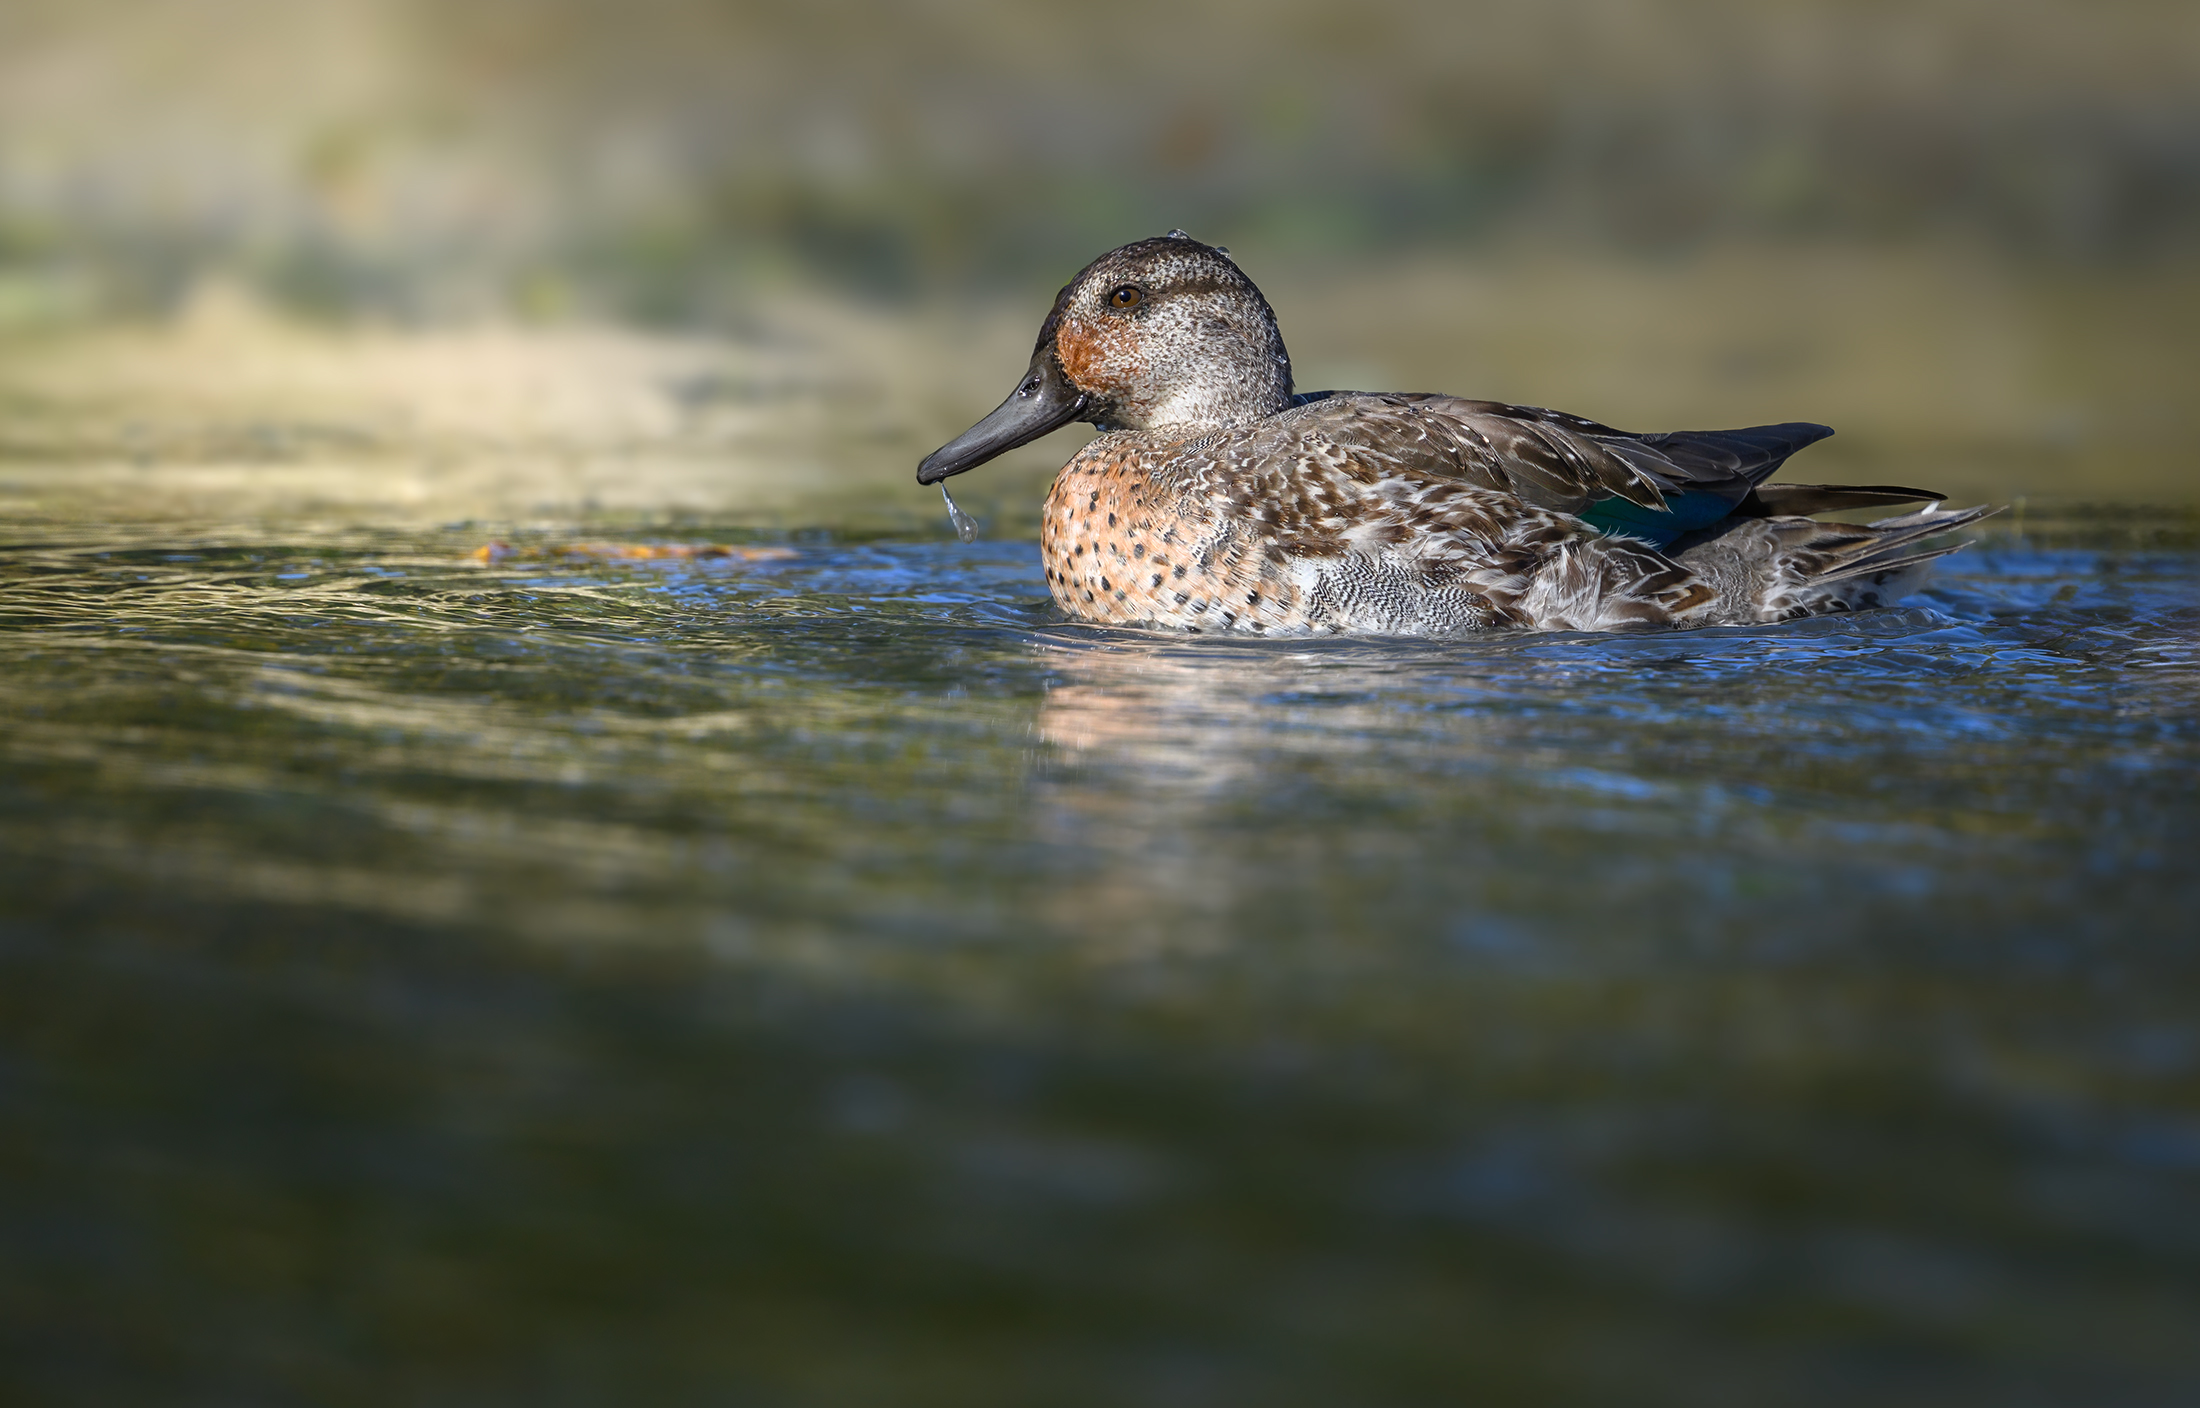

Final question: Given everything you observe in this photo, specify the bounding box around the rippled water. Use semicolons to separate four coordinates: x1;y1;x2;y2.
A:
3;509;2197;1405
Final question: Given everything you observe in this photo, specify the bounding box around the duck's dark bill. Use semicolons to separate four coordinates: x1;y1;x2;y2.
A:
916;354;1088;484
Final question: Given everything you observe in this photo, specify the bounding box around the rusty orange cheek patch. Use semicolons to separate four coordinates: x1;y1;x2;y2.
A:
1054;316;1142;395
1053;318;1102;388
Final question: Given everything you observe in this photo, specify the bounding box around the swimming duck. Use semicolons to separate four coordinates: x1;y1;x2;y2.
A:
917;232;1990;634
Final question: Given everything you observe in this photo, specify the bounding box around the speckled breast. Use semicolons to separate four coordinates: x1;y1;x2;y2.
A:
1040;436;1319;633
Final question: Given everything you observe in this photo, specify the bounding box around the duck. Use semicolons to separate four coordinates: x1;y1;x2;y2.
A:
917;232;1991;634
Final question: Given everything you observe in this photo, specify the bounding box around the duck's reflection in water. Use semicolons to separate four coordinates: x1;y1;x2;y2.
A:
1035;630;1464;772
1021;629;1538;959
1014;618;1927;965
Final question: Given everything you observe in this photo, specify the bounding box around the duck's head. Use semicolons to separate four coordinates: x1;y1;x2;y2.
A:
917;232;1293;484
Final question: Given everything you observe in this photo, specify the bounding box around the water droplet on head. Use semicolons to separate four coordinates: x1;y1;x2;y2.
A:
941;484;980;543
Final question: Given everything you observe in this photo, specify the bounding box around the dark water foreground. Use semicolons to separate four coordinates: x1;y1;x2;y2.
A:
2;512;2196;1407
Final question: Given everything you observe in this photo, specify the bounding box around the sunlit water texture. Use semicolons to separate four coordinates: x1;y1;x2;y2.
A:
3;495;2196;1405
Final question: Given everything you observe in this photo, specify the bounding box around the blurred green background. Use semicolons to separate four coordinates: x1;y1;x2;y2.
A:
0;0;2195;520
6;0;2198;306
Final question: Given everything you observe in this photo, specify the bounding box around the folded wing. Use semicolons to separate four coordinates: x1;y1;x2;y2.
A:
1274;393;1941;547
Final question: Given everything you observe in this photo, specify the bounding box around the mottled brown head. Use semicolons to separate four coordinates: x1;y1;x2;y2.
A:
1042;232;1294;431
917;232;1293;484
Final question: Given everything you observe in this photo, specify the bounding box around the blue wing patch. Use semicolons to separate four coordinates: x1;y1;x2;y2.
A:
1577;491;1742;549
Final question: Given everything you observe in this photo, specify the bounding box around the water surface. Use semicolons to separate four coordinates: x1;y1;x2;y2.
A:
3;501;2196;1406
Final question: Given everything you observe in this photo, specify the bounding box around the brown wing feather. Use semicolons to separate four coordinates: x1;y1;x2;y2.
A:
1278;393;1835;517
1737;483;1947;517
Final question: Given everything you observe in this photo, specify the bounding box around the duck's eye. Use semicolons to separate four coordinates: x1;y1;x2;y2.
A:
1107;285;1143;309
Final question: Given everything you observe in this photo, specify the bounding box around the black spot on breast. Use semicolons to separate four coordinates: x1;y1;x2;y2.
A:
1172;565;1186;579
1151;574;1163;587
1107;513;1117;527
1174;591;1188;604
1099;577;1110;591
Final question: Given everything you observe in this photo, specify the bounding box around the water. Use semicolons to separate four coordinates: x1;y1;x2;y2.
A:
3;506;2197;1406
941;484;983;543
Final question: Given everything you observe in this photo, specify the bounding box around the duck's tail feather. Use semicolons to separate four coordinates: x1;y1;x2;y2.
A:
1799;502;1997;574
1737;482;1947;517
1671;503;1999;622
